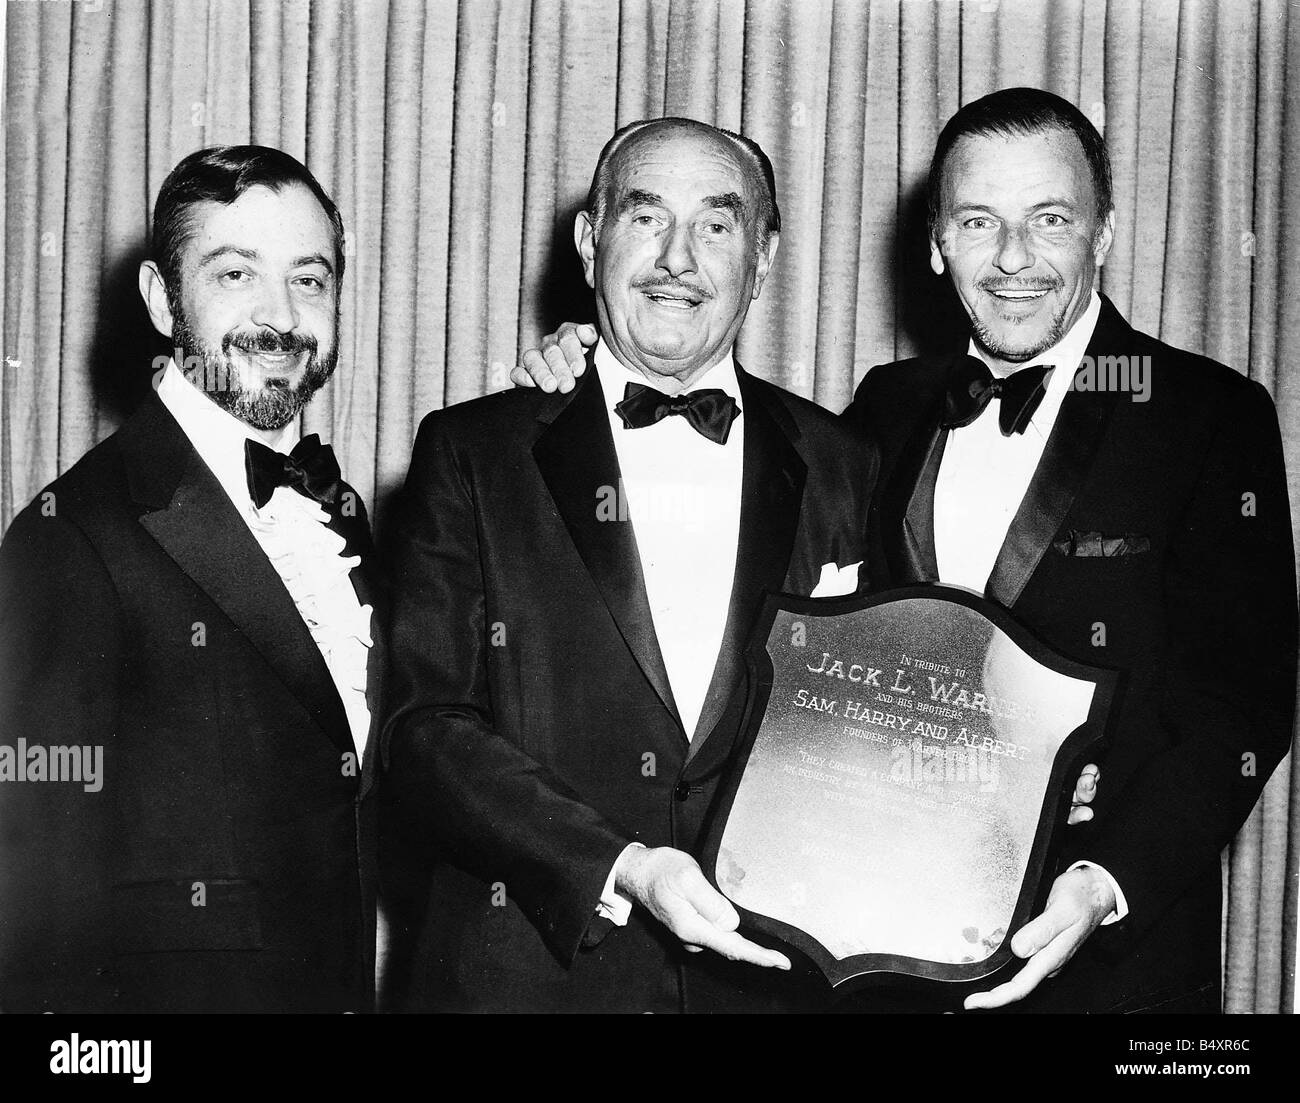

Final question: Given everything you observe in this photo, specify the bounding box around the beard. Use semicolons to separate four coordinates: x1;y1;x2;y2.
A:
969;310;1068;365
171;306;339;431
968;278;1069;365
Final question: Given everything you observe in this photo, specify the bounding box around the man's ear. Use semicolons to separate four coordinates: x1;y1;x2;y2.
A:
138;260;175;339
751;232;780;299
575;211;598;290
929;233;946;277
1093;208;1116;267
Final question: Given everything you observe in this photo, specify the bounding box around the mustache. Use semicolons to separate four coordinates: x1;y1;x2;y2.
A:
633;277;714;301
978;278;1062;293
224;329;318;355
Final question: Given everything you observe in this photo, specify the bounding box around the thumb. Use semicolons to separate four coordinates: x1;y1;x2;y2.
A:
686;873;741;931
1009;900;1071;958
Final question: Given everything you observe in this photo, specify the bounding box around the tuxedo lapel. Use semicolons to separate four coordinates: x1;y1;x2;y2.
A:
897;425;944;585
688;369;808;760
880;371;948;586
985;298;1128;608
532;366;682;730
122;396;354;757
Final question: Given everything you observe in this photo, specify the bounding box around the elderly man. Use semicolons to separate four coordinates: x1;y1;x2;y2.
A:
521;89;1297;1015
0;146;382;1011
380;117;875;1012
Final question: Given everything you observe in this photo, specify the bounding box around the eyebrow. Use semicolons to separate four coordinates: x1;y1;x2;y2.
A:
615;189;664;217
197;245;260;267
1027;197;1079;212
700;192;746;219
951;197;1079;215
291;253;334;273
614;190;748;219
196;246;334;274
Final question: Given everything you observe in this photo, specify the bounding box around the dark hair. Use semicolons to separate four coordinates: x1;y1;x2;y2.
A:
926;87;1113;234
586;117;781;247
151;145;345;307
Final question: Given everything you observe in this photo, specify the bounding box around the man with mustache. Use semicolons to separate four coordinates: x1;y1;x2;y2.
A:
381;117;875;1012
0;146;382;1011
519;88;1297;1014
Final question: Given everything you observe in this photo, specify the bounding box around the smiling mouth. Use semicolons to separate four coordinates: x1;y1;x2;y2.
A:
985;287;1054;303
642;291;704;310
637;278;712;310
232;348;307;378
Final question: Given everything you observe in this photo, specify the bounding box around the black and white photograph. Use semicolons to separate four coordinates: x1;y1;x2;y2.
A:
0;0;1296;1083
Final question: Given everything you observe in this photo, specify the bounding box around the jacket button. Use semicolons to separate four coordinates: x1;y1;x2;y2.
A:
673;782;691;801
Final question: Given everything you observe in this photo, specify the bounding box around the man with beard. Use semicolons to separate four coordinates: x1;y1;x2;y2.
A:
0;146;382;1011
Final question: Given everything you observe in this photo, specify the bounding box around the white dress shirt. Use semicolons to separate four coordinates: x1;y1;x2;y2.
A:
593;339;745;740
591;338;745;923
929;293;1127;922
156;361;373;760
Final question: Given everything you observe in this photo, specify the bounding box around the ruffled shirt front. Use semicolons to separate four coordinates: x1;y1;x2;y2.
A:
156;361;373;758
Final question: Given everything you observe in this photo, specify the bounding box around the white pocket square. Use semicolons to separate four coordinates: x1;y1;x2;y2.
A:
809;560;861;598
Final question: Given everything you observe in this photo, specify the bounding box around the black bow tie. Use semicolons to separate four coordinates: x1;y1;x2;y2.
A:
941;355;1055;436
244;434;341;509
614;382;740;445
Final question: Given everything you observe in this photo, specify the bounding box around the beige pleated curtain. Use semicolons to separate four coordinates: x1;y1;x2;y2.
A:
2;0;1297;1013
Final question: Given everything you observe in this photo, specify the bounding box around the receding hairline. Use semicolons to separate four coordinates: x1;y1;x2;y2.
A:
613;117;745;156
586;116;781;243
606;121;756;197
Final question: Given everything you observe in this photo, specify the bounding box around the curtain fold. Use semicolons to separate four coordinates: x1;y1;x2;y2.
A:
3;0;1297;1013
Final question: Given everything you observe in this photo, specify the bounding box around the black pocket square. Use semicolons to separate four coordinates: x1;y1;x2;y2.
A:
1052;531;1152;557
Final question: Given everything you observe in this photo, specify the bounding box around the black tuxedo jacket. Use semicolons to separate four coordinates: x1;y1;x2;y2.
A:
0;394;383;1012
380;362;876;1012
843;294;1297;1013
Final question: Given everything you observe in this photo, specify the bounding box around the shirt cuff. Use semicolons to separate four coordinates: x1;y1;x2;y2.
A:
595;843;646;927
1067;860;1129;925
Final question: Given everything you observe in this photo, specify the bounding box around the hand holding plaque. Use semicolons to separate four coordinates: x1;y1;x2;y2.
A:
701;585;1118;1000
613;845;791;970
962;862;1117;1009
